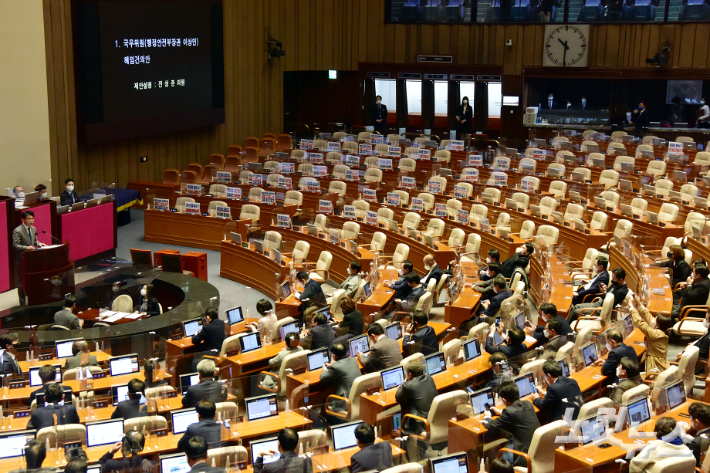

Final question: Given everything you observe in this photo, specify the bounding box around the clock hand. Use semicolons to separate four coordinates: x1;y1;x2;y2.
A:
563;47;567;67
558;38;569;50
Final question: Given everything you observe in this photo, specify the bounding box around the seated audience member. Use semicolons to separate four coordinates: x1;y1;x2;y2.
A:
178;400;222;451
595;329;637;384
111;378;147;420
64;340;99;370
386;260;416;300
182;359;226;408
9;439;53;473
295;271;327;316
395;360;438;436
687;402;710;466
629;294;671;373
486;381;540;468
500;243;533;278
485;324;528;359
13;186;24;204
572;257;610;305
489;459;514;473
340;261;362;299
694;310;710;360
610;358;643;405
479;249;500;280
569;268;628;322
191;307;225;354
319;343;361;410
350;423;394;473
134;284;160;317
248;299;277;341
0;332;21;376
473;263;505;301
60;178;79;206
630;417;691;473
99;430;156;473
65;459;88;473
27;383;80;430
531;360;582;422
536;318;569;360
35;183;48;200
304;312;335;350
477;276;513;323
392;273;424;318
269;332;303;369
54;295;83;329
185;436;227;473
663;245;693;291
420;254;443;288
254;428;313;473
28;364;70;407
403;310;438;354
524;302;572;344
337;297;363;337
358;322;402;373
672;265;710;320
485;352;514;390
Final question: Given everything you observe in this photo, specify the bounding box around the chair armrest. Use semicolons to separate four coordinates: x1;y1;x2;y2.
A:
497;448;532;472
677;317;706;332
680;305;710;320
643;372;660;385
324;395;351;419
401;414;430;441
581;293;604;303
578;307;602;318
257;371;280;393
674;282;685;291
309;269;330;282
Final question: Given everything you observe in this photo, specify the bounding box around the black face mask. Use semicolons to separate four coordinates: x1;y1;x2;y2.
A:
667;251;673;258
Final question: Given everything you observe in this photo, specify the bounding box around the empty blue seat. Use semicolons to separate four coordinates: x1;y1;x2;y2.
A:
682;0;708;20
511;0;532;21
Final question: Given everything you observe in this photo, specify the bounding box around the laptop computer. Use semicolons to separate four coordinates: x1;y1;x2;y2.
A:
424;352;447;376
86;419;125;447
245;394;279;421
468;387;494;415
570;171;584;182
307;348;329;371
581;341;598;366
0;430;37;460
331;421;364;451
513;372;536;397
227;307;244;325
463;338;481;361
381;365;406;391
626;397;652;426
385;322;402;340
249;437;281;466
620;204;633;217
159;453;189;473
431;453;469;473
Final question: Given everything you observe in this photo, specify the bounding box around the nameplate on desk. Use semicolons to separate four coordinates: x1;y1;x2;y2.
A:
490;228;496;235
633;188;639;193
172;335;183;341
453;357;464;366
586;180;592;184
93;400;109;409
584;229;590;235
509;237;515;243
14;410;30;418
293;226;301;232
39;353;53;361
535;190;541;195
202;212;209;217
9;381;27;389
633;214;640;220
683;200;690;206
293;367;306;375
493;202;500;207
166;391;177;398
227;349;239;357
64;441;82;450
170;208;178;213
581;200;588;205
367;386;382;395
659;222;666;227
153;428;169;437
564;222;570;227
93;371;107;379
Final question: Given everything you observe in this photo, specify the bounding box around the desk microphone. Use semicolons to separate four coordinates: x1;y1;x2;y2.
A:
41;230;61;244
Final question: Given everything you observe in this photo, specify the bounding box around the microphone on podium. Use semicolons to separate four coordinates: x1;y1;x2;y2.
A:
41;230;62;244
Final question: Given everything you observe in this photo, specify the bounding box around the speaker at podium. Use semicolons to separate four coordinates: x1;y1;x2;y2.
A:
22;243;74;306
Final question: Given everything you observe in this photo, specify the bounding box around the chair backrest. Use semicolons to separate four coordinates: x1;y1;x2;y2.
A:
163;169;180;185
175;197;196;212
483;187;501;203
694;151;710;165
537;225;559;246
393;244;410;268
446;198;462;218
371;232;386;253
651;366;679;403
377;207;394;223
207;446;248;468
416;292;433;314
292;241;310;262
161;253;184;273
655;178;674;196
428;176;447;193
124;416;168;433
685;211;706;234
425;218;445;237
621;383;650;404
614;219;633;239
470;204;487;222
380;464;424;473
572;167;592;180
577;397;612;419
442;339;461;366
277;351;310;397
548;180;567;198
240;204;260;222
112;294;134;313
145;385;175;398
649;457;696;473
659;202;679;223
418;193;435;210
208;184;228;196
37;425;87;444
434;150;451;162
519;220;535;239
599;169;619;187
678;345;699;396
564;204;584;221
342;221;360;241
519;157;537;172
328;181;347;196
248;187;264;200
630;198;648;213
399;158;416;171
403;212;421;229
365;168;382;182
512;192;530;210
539;196;558;213
284;191;303;206
527;421;563;472
263;231;282;252
465;233;481;254
326;152;342;164
295;430;328;453
220;334;243;357
646;160;666;176
680;183;698;200
349;373;383;419
426;391;470;444
315;251;333;277
600;190;620;208
590;211;607;231
393;190;410;205
448;228;466;248
329;290;346;320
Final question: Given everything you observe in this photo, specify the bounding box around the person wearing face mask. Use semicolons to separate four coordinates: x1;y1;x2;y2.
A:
60;178;80;206
609;357;642;405
535;319;569;360
672;265;710;321
386;260;416;299
541;94;557;110
576;96;589;110
685;402;710;466
403;310;438;354
485;323;527;358
661;245;692;292
476;276;513;324
455;96;473;137
12;186;25;205
572;257;610;305
190;307;225;356
134;283;160;317
484;352;514;390
34;183;48;200
390;273;424;319
339;261;362;299
633;102;649;135
629;293;671;373
531;360;582;423
371;95;388;136
473;262;505;300
479;249;500;281
697;97;709;128
569;268;628;322
593;329;637;384
0;332;22;376
630;417;692;473
524;302;572;344
419;254;443;288
500;243;534;278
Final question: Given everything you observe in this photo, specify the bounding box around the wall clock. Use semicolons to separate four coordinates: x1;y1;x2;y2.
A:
543;24;590;67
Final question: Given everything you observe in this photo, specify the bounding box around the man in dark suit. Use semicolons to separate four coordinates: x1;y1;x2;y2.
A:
473;263;504;302
319;343;361;415
477;276;513;323
632;102;650;135
304;312;335;350
403;310;438;354
536;319;569;360
610;358;643;405
687;402;710;467
499;243;533;279
185;436;227;473
191;307;225;354
420;254;443;289
572;258;610;305
389;273;424;320
358;322;402;373
12;210;44;305
569;268;629;322
371;95;388;136
54;295;83;329
351;423;393;473
595;329;638;384
0;332;22;376
254;428;312;473
525;303;572;345
296;271;327;317
98;430;156;473
111;378;147;420
576;97;589;110
486;381;541;468
478;249;501;281
27;383;80;430
395;360;438;435
386;260;415;300
485;324;528;359
663;245;693;294
64;340;99;370
178;400;223;451
60;178;80;206
541;94;558;110
28;364;70;407
182;359;227;408
9;439;56;473
673;265;710;320
532;360;582;423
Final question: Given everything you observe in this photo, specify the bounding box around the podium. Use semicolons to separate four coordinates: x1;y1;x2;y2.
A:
22;244;74;306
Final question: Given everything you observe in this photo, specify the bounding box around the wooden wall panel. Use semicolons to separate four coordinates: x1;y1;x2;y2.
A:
43;0;710;188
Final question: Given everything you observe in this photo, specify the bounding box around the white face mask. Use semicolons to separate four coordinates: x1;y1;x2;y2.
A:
398;269;404;277
548;97;554;101
140;289;147;296
66;185;74;192
626;113;632;119
347;268;353;275
616;364;621;377
486;257;492;263
376;100;381;105
704;319;710;329
16;192;24;199
424;265;431;271
543;329;551;338
702;100;706;105
581;99;586;104
606;342;613;352
41;192;47;199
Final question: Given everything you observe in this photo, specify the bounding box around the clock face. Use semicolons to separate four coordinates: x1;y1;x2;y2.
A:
543;25;590;68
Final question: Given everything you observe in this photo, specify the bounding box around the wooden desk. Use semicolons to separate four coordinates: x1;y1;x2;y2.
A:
608;246;673;315
357;267;398;326
220;240;286;300
445;261;482;332
144;210;232;251
528;253;575;316
18;351;110;372
165;318;260;359
127;181;180;209
219;342;287;377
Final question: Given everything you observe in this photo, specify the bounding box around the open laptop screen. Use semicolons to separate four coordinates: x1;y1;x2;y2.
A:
381;366;405;390
245;394;279;421
331;421;363;451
